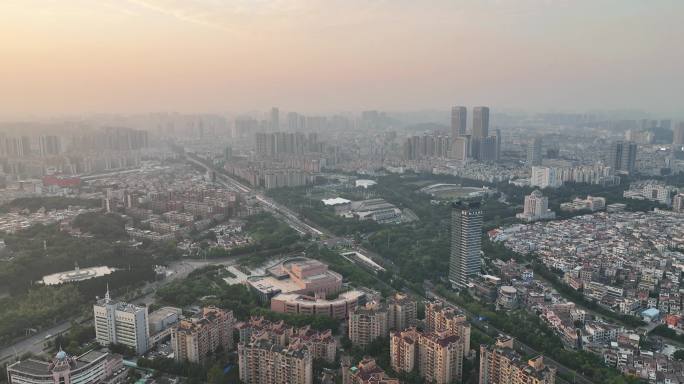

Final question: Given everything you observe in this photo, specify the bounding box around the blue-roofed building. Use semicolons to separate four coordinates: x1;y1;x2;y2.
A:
641;308;660;322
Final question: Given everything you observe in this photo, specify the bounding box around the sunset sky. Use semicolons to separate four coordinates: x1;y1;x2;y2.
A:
1;0;682;118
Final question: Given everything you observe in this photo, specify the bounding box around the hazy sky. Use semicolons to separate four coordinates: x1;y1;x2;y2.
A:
1;0;682;118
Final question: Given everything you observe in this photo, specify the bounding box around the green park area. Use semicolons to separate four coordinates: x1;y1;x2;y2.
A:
0;209;178;345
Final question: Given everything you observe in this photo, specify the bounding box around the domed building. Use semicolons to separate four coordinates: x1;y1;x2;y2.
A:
47;349;76;378
7;348;123;384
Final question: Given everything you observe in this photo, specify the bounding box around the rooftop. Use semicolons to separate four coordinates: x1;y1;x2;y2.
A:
272;289;366;305
9;359;50;376
322;197;351;206
149;306;181;324
249;257;342;297
8;349;109;377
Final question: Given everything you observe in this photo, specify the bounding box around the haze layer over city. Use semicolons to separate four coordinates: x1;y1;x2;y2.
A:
1;0;683;117
1;2;683;384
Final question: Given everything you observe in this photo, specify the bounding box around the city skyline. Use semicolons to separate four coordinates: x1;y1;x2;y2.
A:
1;1;683;118
2;2;684;384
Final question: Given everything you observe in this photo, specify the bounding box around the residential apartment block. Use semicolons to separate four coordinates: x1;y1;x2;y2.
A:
236;316;337;363
387;292;418;331
479;336;556;384
425;301;472;354
348;302;389;347
171;307;234;364
390;328;465;384
238;339;313;384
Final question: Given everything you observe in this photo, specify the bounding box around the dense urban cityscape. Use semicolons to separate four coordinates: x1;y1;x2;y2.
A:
0;104;682;384
1;1;683;384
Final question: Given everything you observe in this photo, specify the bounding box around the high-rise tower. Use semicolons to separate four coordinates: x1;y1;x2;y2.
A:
270;107;280;131
451;106;467;138
527;137;543;166
608;140;637;174
673;122;684;146
449;202;483;289
472;107;489;138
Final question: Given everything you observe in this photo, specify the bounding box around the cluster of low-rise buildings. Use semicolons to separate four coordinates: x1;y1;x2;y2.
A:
176;220;253;254
560;195;606;212
605;345;684;383
479;258;626;352
87;164;242;242
0;205;99;233
0;173;92;206
494;210;684;318
477;256;684;383
485;208;684;381
623;180;680;207
212;221;251;249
